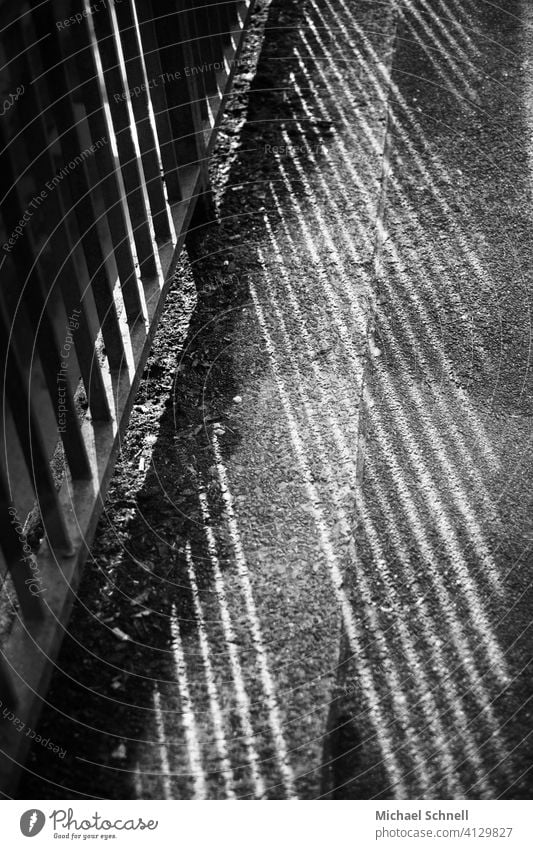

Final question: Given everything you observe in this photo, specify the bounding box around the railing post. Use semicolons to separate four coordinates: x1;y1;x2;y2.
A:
0;658;17;711
0;0;257;794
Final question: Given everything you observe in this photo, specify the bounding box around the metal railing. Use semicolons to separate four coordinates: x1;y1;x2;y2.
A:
0;0;255;791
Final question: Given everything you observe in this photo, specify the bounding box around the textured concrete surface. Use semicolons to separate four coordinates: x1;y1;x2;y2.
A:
18;0;533;800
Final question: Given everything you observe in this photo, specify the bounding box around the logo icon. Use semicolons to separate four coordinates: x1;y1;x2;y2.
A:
20;810;46;837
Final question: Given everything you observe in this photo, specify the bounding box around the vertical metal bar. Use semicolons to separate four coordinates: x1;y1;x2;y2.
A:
217;0;233;47
185;1;211;125
179;0;216;217
0;656;17;711
151;0;202;171
191;0;219;100
0;242;91;481
0;19;112;424
211;0;227;69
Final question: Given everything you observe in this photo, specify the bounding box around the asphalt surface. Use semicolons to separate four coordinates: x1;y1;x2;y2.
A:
18;0;533;800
